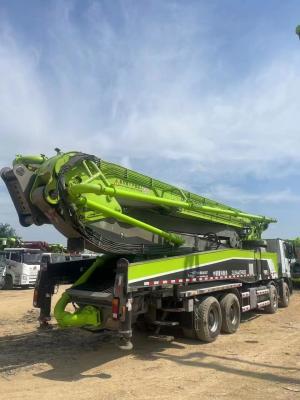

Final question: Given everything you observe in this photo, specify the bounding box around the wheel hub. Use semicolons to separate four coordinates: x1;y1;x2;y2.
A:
208;308;219;333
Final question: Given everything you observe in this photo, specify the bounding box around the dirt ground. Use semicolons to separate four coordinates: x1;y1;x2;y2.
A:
0;288;299;400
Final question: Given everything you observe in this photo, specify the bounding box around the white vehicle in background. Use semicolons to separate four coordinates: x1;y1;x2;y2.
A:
0;253;7;288
0;245;99;290
0;248;41;289
66;252;100;261
40;253;97;266
40;252;68;265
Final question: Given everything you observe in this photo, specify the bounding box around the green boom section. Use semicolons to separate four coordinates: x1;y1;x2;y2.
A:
1;151;277;254
69;183;270;225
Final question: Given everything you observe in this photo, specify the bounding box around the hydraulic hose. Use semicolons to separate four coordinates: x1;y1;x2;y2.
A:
54;257;106;328
54;292;101;328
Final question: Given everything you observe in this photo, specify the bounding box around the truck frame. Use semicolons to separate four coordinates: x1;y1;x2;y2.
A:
33;238;293;349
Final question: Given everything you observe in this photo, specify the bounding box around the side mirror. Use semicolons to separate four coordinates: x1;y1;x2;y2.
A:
284;243;295;260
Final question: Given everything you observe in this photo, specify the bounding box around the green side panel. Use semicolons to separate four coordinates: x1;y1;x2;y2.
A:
263;251;278;273
128;249;279;282
128;249;252;281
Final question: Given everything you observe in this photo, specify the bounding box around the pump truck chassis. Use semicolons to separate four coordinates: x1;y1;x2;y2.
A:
1;151;294;349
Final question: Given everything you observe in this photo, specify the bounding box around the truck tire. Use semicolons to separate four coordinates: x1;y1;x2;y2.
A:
0;277;5;289
3;275;13;290
220;293;240;334
194;296;222;342
279;282;290;308
265;285;278;314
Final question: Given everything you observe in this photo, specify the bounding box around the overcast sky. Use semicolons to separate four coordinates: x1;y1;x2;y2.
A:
0;0;300;243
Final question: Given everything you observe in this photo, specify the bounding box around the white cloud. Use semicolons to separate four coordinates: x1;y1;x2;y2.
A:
0;2;300;240
0;3;299;181
203;184;300;206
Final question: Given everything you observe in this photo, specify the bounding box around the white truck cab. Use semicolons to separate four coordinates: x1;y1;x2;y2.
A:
0;248;41;289
0;252;7;288
265;239;296;278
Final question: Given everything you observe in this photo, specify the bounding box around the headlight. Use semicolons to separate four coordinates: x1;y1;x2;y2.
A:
21;275;29;283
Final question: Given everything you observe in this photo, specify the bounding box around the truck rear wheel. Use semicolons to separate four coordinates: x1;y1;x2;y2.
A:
3;275;13;290
193;296;222;342
265;285;278;314
220;293;240;334
0;277;5;290
279;282;290;308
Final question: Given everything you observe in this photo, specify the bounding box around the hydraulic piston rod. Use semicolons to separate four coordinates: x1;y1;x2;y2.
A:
69;183;276;224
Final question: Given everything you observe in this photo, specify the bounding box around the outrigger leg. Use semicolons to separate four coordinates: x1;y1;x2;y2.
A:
118;293;133;351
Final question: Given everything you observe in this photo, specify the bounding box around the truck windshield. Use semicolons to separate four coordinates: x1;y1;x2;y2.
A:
22;253;41;265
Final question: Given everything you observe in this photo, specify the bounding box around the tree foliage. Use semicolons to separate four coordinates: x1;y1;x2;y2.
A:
0;223;18;238
292;237;300;246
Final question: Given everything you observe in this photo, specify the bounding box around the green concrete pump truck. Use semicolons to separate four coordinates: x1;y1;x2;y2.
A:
0;150;295;349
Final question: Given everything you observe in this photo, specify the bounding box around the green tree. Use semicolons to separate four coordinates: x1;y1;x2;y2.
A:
0;223;18;238
293;237;300;245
